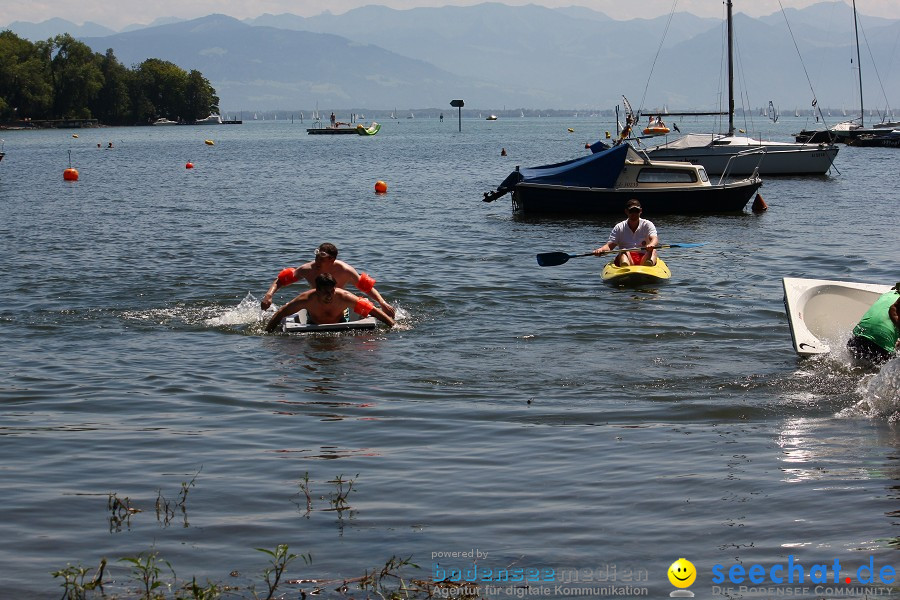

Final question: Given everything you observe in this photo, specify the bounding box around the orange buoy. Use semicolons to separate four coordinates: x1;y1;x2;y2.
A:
752;193;768;212
63;167;79;181
186;162;194;169
374;180;387;194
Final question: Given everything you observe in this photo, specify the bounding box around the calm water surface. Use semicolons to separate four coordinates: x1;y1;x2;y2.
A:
1;116;899;598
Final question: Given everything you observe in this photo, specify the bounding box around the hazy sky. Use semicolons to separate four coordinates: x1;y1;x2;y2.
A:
5;0;900;30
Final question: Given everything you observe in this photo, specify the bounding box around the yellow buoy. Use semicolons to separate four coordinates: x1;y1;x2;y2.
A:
567;128;574;133
204;139;215;145
72;134;78;138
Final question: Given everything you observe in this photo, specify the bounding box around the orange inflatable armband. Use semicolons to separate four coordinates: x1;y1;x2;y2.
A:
354;297;374;317
357;272;376;293
277;268;298;286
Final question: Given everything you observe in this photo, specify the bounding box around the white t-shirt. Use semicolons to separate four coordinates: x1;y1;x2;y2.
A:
607;218;657;249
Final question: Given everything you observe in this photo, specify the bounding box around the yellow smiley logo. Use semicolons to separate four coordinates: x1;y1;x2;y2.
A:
668;558;696;588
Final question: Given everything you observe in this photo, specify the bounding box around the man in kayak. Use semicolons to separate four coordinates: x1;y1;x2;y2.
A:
265;273;394;332
260;243;396;318
592;199;659;266
847;286;900;364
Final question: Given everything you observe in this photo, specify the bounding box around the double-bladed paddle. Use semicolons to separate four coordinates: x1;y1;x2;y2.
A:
536;243;707;267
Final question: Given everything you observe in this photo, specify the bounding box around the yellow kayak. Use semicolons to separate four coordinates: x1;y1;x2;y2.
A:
602;258;671;286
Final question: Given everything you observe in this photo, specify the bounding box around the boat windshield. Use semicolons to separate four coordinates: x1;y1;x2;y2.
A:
636;168;697;183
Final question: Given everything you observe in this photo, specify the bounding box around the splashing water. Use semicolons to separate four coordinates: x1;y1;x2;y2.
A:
204;292;269;327
848;358;900;418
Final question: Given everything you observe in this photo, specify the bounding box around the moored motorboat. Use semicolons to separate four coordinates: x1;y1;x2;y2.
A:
152;117;179;125
846;130;900;148
602;258;671;286
642;118;670;136
280;309;377;333
194;114;223;125
782;277;894;356
482;142;762;215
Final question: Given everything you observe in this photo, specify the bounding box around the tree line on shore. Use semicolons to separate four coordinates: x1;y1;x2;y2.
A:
0;30;219;125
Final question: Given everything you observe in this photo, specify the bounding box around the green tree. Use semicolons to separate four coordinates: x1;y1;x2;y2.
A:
0;31;219;125
90;48;132;124
48;34;103;119
0;30;53;120
134;58;187;123
181;69;219;123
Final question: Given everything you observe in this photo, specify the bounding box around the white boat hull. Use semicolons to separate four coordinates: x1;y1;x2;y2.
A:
647;139;838;176
280;309;377;333
782;277;893;356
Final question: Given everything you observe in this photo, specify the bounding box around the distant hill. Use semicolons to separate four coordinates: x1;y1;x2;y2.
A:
246;3;720;106
6;17;115;40
6;2;899;113
78;15;511;111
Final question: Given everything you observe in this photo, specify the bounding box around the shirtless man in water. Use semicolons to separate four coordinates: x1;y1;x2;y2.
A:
260;242;395;318
265;273;394;332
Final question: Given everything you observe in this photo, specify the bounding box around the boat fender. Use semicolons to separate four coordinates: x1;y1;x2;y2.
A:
354;297;374;317
357;273;376;293
752;193;768;212
277;268;299;286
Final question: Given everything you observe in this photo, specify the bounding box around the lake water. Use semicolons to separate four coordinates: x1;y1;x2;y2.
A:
1;115;899;599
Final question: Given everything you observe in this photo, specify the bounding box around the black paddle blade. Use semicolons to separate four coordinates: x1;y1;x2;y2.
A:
536;252;573;267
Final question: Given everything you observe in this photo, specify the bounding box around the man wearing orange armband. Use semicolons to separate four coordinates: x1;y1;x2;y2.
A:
265;273;394;332
260;242;395;318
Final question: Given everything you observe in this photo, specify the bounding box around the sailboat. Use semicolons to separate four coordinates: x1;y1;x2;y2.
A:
642;0;837;176
794;0;899;143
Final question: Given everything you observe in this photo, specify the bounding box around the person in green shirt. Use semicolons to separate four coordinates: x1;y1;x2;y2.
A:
847;287;900;364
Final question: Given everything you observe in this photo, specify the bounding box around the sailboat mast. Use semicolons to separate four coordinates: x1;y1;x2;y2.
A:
852;0;864;126
727;0;735;136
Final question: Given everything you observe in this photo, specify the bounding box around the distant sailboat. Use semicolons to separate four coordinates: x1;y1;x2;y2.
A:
768;100;779;123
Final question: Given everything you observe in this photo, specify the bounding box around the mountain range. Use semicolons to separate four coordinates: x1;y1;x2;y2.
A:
5;2;899;113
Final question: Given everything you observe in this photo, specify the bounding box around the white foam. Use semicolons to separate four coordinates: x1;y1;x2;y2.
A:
204;292;271;326
851;358;900;418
